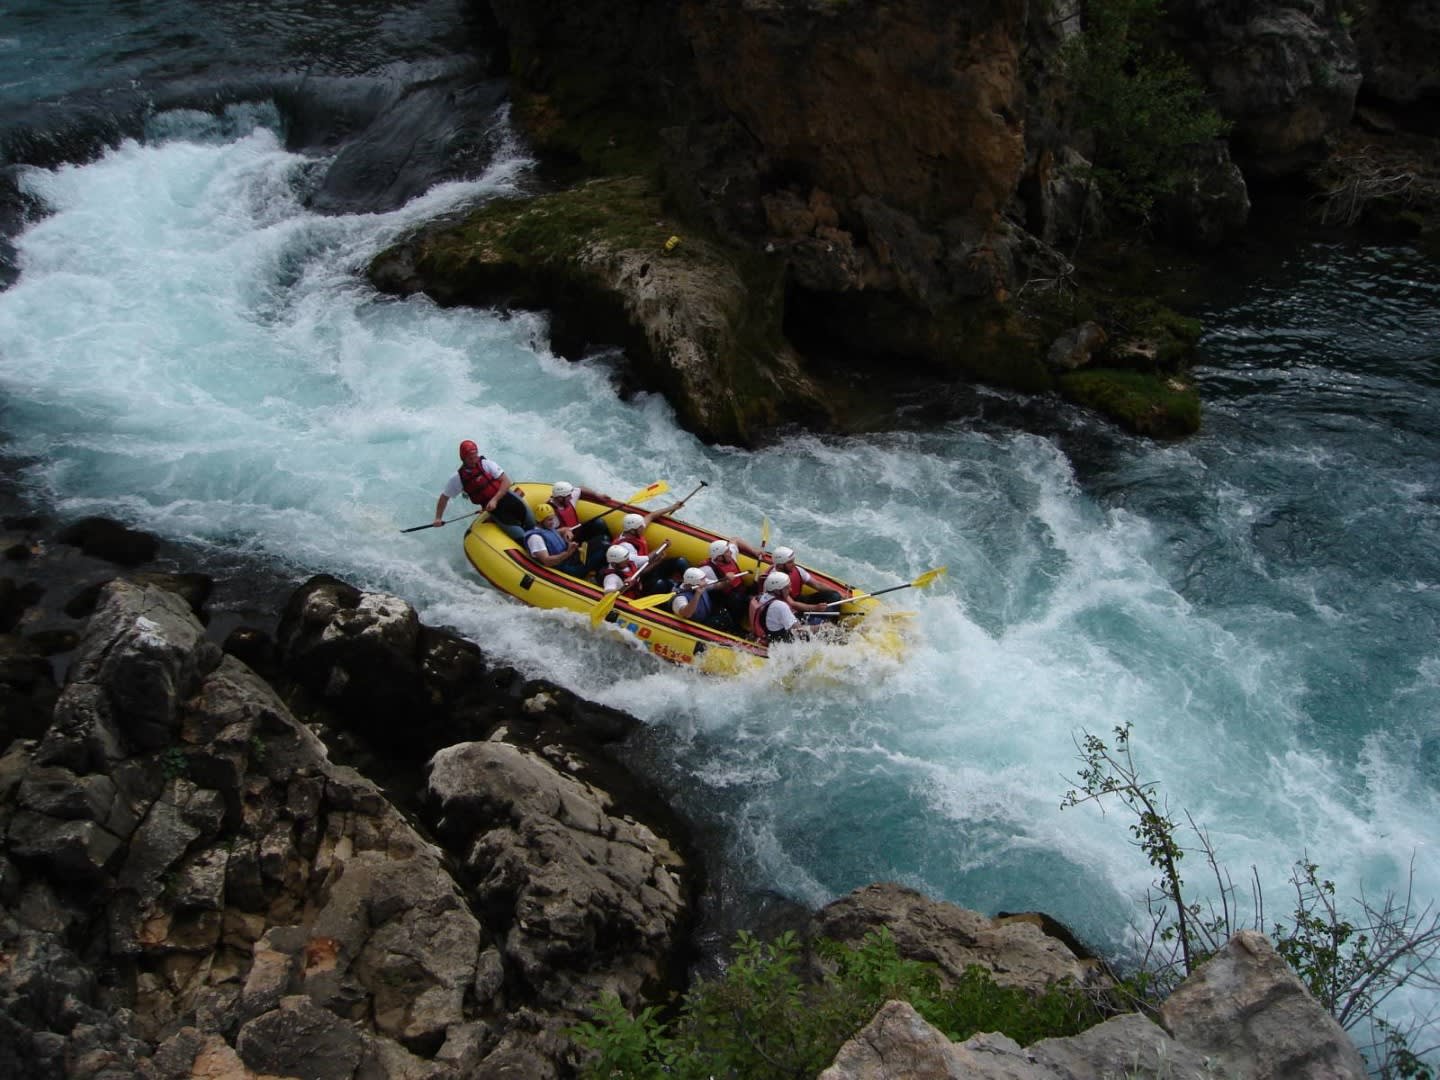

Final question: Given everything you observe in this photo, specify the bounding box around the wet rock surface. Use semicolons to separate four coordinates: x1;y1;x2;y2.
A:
0;516;698;1078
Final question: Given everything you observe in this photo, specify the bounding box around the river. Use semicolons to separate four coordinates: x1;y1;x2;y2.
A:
2;0;1437;1058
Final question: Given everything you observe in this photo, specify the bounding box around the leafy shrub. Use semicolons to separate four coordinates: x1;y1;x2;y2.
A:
570;927;1101;1079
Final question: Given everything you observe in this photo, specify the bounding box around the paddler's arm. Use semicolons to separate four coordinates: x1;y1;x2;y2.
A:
432;493;450;527
672;580;714;619
486;471;513;513
643;500;686;526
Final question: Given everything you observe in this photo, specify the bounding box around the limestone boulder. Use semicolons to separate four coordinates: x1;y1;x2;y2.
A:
1159;930;1369;1079
1354;0;1440;115
428;740;687;1009
812;883;1108;993
1171;0;1362;177
276;575;424;727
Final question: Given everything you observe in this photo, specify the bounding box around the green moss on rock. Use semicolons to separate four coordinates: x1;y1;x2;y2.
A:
1058;368;1201;438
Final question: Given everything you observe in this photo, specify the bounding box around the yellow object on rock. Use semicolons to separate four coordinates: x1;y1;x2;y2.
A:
663;235;681;253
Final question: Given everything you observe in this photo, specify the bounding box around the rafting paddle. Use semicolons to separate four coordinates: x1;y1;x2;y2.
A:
588;480;671;525
821;566;948;607
587;586;675;628
400;509;488;533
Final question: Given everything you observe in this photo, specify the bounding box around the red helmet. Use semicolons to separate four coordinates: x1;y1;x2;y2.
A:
458;439;478;459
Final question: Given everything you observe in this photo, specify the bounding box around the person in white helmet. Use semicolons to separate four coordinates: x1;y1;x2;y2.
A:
600;540;676;597
748;570;828;644
548;480;612;573
613;495;691;587
672;566;737;631
762;545;844;606
700;536;760;626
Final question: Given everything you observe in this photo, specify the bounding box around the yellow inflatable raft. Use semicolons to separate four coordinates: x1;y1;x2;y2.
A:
462;483;908;674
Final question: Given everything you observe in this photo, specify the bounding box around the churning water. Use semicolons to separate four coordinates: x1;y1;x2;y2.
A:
3;0;1437;1056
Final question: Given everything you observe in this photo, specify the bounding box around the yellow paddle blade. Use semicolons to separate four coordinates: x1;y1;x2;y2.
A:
625;481;668;504
912;565;947;589
629;592;675;611
589;590;620;629
760;515;770;549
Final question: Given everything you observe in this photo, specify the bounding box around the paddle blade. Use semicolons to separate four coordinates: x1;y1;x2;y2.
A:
760;515;770;549
912;565;947;589
589;590;620;629
625;481;669;504
629;592;675;611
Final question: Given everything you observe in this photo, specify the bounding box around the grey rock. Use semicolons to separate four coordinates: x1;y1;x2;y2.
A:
812;883;1107;994
1159;930;1368;1079
7;810;123;883
429;741;686;1008
1047;322;1108;371
68;581;212;749
236;994;365;1078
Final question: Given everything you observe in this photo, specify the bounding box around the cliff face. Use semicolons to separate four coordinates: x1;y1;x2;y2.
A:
674;0;1028;306
440;0;1429;443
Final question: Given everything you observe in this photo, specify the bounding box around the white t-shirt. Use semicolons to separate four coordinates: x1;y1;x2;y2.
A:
764;597;799;635
442;456;503;499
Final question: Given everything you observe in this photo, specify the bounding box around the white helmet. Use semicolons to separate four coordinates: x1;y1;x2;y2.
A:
622;513;644;534
773;546;795;564
707;538;729;560
682;567;708;588
763;571;790;594
606;544;631;566
552;480;575;500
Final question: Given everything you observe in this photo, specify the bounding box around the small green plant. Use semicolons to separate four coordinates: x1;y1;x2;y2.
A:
161;746;188;781
249;734;267;765
570;927;1100;1079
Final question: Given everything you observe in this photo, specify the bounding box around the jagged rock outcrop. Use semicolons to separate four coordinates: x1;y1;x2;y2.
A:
368;178;833;447
1159;929;1370;1079
0;569;694;1078
818;932;1368;1080
1170;0;1363;177
428;740;687;1008
1354;0;1440;122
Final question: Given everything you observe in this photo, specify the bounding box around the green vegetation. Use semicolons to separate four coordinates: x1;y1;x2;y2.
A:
415;176;675;276
1058;368;1201;437
569;928;1102;1079
161;746;188;781
1061;0;1228;229
1065;722;1440;1078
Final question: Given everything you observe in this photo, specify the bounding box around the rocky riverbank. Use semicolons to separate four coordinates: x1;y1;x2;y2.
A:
1;510;1377;1077
364;0;1440;446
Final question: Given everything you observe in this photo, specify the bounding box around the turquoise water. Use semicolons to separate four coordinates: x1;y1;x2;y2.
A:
2;0;1437;1058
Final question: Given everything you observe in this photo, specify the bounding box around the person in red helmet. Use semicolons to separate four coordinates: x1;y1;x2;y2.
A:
432;440;535;542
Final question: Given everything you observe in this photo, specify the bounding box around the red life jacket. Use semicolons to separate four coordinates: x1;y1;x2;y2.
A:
705;553;743;592
780;563;805;596
604;559;640;591
457;458;503;505
621;532;649;558
750;595;777;643
552;498;580;529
